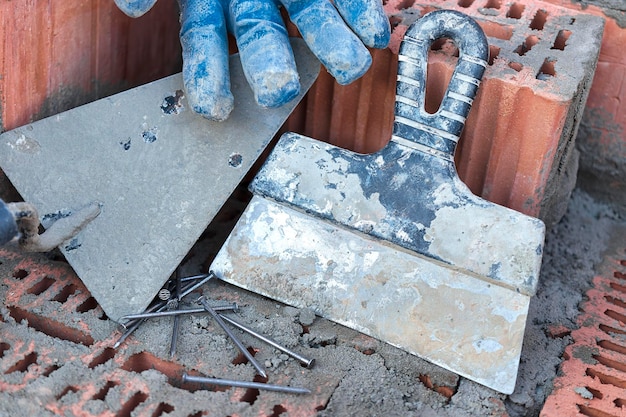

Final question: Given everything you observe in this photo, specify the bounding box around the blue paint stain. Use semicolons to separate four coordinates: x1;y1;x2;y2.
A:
65;238;81;252
142;129;157;144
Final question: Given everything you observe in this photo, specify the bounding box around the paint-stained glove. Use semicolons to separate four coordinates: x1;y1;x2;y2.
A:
114;0;390;121
0;199;18;246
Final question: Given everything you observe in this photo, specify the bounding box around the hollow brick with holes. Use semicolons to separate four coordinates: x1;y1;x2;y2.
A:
542;0;626;213
283;0;604;226
0;246;376;415
541;252;626;417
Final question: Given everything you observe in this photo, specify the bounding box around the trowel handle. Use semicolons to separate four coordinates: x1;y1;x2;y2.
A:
392;10;489;159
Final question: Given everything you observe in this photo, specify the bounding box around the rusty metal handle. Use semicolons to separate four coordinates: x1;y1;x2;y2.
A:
392;9;489;159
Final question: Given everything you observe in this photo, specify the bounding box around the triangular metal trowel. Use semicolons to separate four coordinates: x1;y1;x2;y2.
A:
0;39;319;322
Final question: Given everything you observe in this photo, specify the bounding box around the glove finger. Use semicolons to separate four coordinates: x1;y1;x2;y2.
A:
179;0;234;121
281;0;371;85
229;0;300;107
114;0;158;17
333;0;390;48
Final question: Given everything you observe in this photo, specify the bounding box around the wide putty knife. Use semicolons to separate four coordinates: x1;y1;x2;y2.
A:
0;39;319;322
211;11;545;394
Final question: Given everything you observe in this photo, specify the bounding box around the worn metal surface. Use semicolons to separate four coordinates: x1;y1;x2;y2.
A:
0;39;320;322
212;11;545;394
213;195;531;393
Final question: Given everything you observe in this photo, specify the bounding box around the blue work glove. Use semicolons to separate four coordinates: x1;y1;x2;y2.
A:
114;0;390;121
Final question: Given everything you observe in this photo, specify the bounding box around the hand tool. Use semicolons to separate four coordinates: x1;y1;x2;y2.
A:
0;39;319;322
211;10;545;394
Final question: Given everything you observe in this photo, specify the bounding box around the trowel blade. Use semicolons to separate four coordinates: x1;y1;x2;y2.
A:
0;38;320;322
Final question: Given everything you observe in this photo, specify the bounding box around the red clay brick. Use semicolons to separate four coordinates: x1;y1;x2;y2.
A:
541;250;626;417
542;0;626;211
287;0;604;225
0;246;341;415
0;0;181;132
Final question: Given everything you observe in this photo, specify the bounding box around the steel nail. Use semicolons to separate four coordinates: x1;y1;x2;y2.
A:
179;272;213;299
169;268;183;358
197;296;267;379
119;304;239;322
218;313;315;368
180;274;209;282
170;314;181;358
113;273;215;348
182;373;310;395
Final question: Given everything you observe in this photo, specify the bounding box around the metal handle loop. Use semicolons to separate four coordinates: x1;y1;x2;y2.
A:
392;9;489;158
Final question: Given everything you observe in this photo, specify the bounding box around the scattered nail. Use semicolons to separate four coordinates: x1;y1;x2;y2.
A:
182;373;310;394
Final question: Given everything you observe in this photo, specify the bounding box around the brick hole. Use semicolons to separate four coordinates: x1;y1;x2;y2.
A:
478;21;513;40
552;29;571;50
389;16;402;29
56;385;79;400
587;386;604;399
604;309;626;326
76;296;98;313
514;35;539;56
488;45;500;65
240;374;267;405
430;38;458;57
42;364;60;377
509;62;523;72
605;295;626;309
99;311;109;321
121;352;185;385
615;271;626;280
240;388;259;405
231;346;258;366
599;324;626;337
27;275;55;295
506;2;524;19
620;259;626;267
93;380;119;401
614;398;626;408
578;404;620;417
188;412;205;417
425;38;456;115
586;368;626;388
418;374;455;399
457;0;474;8
4;351;38;374
88;347;116;368
0;342;9;358
536;59;556;80
593;354;626;374
484;0;500;9
611;282;626;294
117;391;148;417
152;402;175;417
598;340;626;357
394;0;415;10
269;404;288;417
300;325;310;335
52;283;78;303
12;269;29;279
8;306;94;346
530;9;548;30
